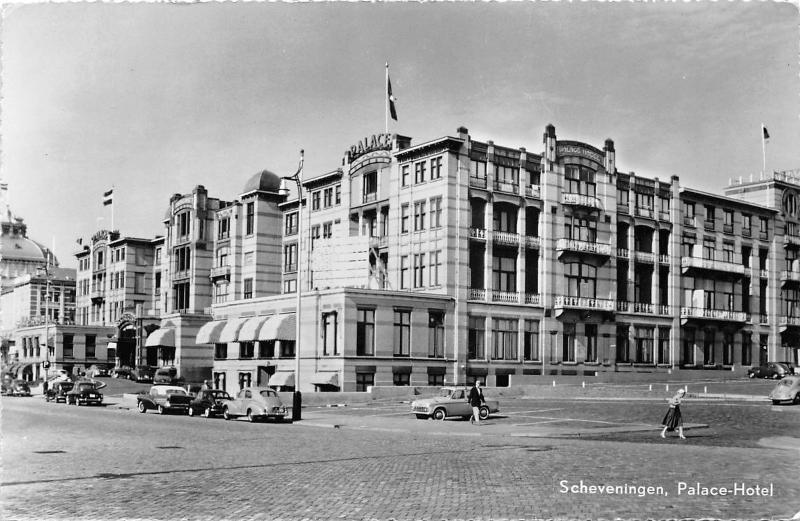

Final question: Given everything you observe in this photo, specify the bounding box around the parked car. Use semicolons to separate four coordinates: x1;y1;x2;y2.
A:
45;380;74;403
222;387;287;422
153;366;183;385
769;375;800;405
748;362;792;379
136;385;192;414
411;387;501;420
188;389;232;418
2;379;31;397
86;364;110;377
112;367;134;380
774;362;799;375
133;367;155;383
65;381;104;406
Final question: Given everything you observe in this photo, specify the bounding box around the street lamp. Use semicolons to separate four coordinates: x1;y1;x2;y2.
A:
280;150;304;422
37;257;54;385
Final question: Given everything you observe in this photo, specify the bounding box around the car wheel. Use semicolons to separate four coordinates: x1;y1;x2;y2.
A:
138;401;147;413
247;409;257;423
158;405;165;415
479;406;490;421
188;407;195;417
202;407;212;418
432;408;447;421
223;407;231;421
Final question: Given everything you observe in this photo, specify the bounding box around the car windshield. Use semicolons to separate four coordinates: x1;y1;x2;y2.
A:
78;383;96;391
259;390;277;398
60;383;74;391
439;389;452;397
209;391;231;399
165;389;187;396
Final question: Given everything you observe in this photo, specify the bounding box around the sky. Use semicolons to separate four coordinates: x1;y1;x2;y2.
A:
2;2;798;269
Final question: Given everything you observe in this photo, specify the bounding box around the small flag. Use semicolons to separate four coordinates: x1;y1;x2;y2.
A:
76;237;83;246
103;189;113;206
763;125;770;140
388;73;398;121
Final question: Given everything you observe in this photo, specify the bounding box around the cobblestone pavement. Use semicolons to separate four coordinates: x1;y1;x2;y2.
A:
2;395;799;521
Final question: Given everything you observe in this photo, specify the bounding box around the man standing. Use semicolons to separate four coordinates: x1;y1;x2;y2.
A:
468;380;485;425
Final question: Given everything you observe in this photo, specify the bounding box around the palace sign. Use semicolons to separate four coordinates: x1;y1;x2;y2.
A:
556;144;604;165
346;133;392;162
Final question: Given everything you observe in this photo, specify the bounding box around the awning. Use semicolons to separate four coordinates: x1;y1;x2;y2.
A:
237;316;272;342
196;320;227;344
145;328;175;347
218;317;250;343
310;372;339;387
258;314;296;341
106;341;117;351
268;371;295;387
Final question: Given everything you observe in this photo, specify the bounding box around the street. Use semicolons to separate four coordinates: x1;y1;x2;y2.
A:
3;385;799;520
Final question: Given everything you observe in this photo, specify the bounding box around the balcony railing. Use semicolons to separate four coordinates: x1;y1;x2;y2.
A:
556;238;612;256
779;316;800;328
561;193;602;210
525;185;541;198
704;219;716;231
784;234;800;247
780;270;800;284
659;254;670;264
467;288;541;306
493;181;519;194
683;216;698;227
172;269;191;281
658;305;671;315
616;301;670;315
634;206;653;218
634;251;656;263
491;290;519;303
680;307;748;322
362;192;377;203
469;176;487;188
681;257;746;275
468;288;486;301
210;265;231;280
525;236;542;249
369;236;388;248
493;231;519;246
523;293;541;305
469;227;487;240
617;248;630;259
554;295;615;312
760;269;769;278
90;290;105;300
659;210;670;221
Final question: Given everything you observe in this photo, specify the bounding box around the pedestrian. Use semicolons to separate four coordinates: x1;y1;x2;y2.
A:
660;388;687;439
468;380;486;425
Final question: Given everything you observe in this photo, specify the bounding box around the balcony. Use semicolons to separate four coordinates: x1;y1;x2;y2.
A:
554;295;615;314
634;206;653;219
704;219;716;231
524;236;542;249
468;288;487;301
524;185;541;198
493;180;519;194
616;302;671;315
561;193;602;210
680;307;748;324
172;269;191;281
556;238;612;257
681;257;746;277
683;216;698;227
491;290;520;303
779;316;800;331
493;230;520;247
785;234;800;247
634;251;656;264
210;265;231;281
617;248;630;259
469;228;487;241
90;290;105;302
781;270;800;285
362;192;377;204
659;210;670;221
467;289;542;306
369;236;388;249
659;254;670;264
469;176;487;189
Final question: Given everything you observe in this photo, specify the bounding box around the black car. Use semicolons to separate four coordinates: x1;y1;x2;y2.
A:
65;381;104;406
2;379;31;397
187;389;232;418
45;381;74;403
748;362;792;379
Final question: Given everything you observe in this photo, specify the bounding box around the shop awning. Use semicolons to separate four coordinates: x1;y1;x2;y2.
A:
237;316;272;342
268;371;295;387
310;372;339;387
218;317;250;344
145;328;175;347
195;320;227;344
105;341;117;351
258;314;296;341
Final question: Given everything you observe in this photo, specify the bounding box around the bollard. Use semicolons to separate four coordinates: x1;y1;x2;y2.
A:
649;384;652;391
666;384;669;392
582;381;585;388
552;380;556;387
704;386;707;394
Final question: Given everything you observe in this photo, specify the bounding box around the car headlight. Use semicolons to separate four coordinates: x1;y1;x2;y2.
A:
165;400;171;407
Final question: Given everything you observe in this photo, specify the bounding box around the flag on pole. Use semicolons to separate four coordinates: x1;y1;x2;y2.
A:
762;125;770;140
103;189;113;206
387;70;398;121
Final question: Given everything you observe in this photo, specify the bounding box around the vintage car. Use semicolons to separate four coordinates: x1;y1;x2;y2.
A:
137;385;192;414
112;366;134;380
222;387;287;422
65;381;104;406
188;389;232;418
45;380;74;403
411;387;500;420
769;375;800;405
153;366;183;385
2;379;31;397
748;362;793;379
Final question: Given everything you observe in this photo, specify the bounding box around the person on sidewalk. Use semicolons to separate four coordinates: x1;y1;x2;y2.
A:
468;380;486;425
660;388;687;439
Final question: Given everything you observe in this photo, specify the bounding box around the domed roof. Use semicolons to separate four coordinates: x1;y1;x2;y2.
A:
242;169;282;194
1;235;55;263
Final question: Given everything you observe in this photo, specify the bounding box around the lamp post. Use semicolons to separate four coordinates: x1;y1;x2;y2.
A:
37;257;54;385
280;150;304;421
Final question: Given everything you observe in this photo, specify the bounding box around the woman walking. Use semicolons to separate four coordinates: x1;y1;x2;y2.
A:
660;388;687;439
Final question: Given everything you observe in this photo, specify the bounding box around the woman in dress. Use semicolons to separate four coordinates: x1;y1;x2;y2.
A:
660;388;687;439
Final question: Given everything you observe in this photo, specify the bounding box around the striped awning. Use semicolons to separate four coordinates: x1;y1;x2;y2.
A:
237;316;272;342
196;320;227;344
218;317;250;344
145;328;175;347
257;314;296;341
310;372;339;387
268;371;294;387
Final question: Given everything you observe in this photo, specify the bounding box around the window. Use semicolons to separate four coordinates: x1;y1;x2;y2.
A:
177;211;191;238
335;184;341;205
322;222;333;239
495;165;517;186
214;343;227;359
635;327;653;364
356;309;375;356
702;238;716;260
63;334;74;358
133;273;144;294
683;201;695;221
562;323;576;362
312;191;321;211
393;309;411;356
760;217;769;236
413;254;426;288
428;373;445;386
724;210;734;231
414;161;426;183
238;372;252;391
635;191;653;212
173;282;190;312
393;372;410;386
429;250;442;286
565;262;597;298
523;320;539;361
722;242;734;263
430;156;442;179
243;278;253;299
401;204;410;233
618;188;629;207
175;246;191;272
363;171;377;200
284;244;297;272
285;212;298;236
428;311;445;358
470;160;487;180
493;207;517;233
741;332;752;366
322;312;338;355
401;165;410;186
492;318;518;360
468;316;485;360
413;201;426;231
723;332;734;365
356;372;374;392
218;217;230;239
239;341;254;359
585;324;597;363
283;279;297;294
564;166;596;197
492;250;517;292
259;340;275;358
430;197;443;229
704;205;715;222
703;330;715;365
155;248;162;264
564;216;597;242
400;255;410;289
323;188;333;208
742;214;752;235
245;202;255;235
616;324;630;363
280;340;295;357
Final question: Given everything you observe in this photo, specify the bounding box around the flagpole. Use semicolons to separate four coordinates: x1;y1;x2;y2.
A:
761;124;767;174
111;184;115;231
385;62;389;134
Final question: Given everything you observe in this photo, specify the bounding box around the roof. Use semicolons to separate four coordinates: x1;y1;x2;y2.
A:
0;235;56;263
242;169;282;194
